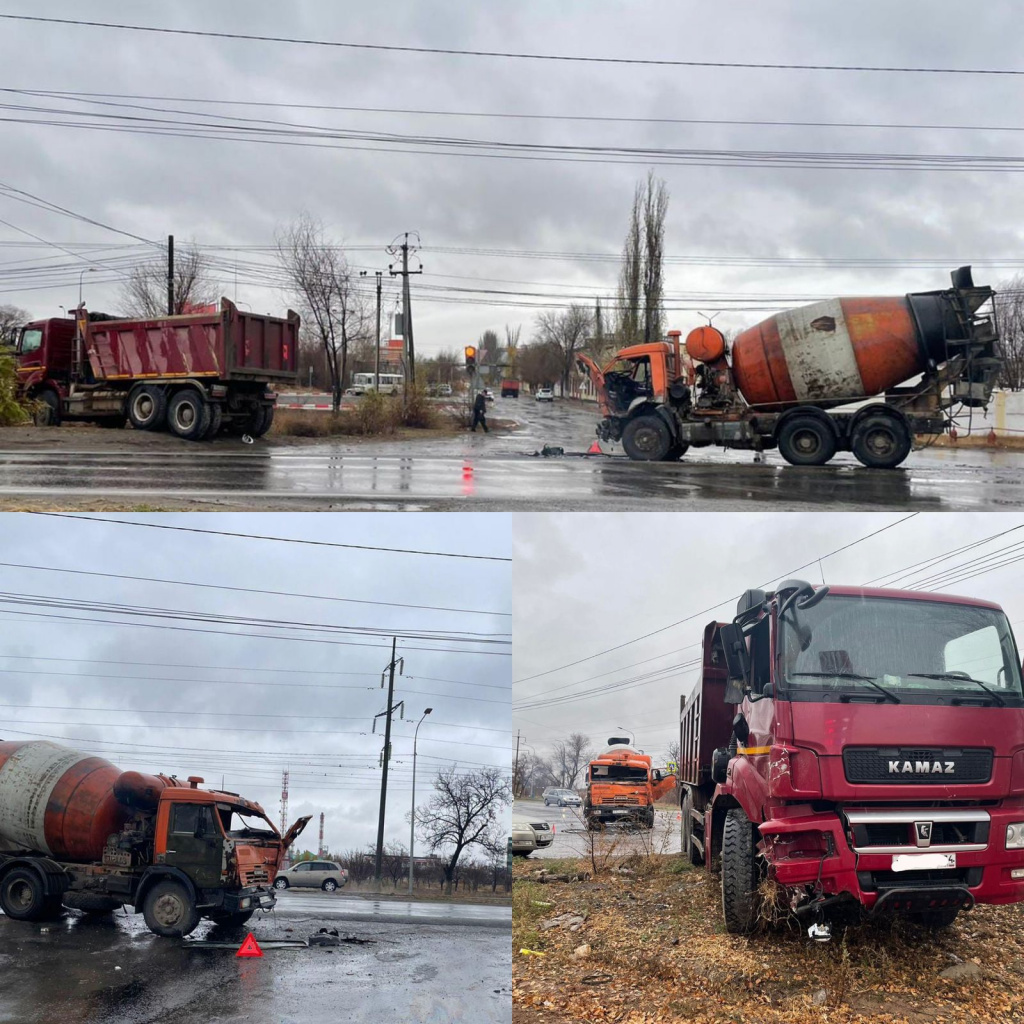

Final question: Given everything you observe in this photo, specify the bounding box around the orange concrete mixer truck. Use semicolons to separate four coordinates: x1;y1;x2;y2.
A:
584;738;678;830
576;267;1001;468
0;740;310;937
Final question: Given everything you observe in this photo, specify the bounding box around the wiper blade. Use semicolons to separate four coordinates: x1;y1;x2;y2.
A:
789;671;901;704
907;673;1006;706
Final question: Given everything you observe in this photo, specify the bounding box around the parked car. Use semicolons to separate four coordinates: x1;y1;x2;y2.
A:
509;821;554;857
273;860;349;892
543;788;582;807
535;388;554;402
438;383;453;397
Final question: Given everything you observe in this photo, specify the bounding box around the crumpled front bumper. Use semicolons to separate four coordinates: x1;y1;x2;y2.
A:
759;805;1024;912
222;886;277;913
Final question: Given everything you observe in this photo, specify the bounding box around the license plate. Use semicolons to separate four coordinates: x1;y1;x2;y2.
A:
891;852;956;872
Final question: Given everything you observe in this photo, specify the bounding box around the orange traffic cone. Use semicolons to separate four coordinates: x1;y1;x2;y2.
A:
587;440;602;455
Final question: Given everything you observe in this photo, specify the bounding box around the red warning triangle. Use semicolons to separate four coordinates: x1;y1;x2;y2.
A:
587;440;602;454
236;933;263;958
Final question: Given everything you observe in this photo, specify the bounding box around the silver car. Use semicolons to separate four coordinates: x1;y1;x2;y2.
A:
509;821;554;857
274;860;349;892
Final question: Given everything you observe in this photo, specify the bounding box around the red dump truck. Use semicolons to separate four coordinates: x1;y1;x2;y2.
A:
679;581;1024;939
577;267;1001;468
13;298;299;440
585;740;677;829
0;740;310;937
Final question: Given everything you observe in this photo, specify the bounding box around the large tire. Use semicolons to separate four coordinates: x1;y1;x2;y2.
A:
777;414;837;466
851;412;912;469
64;892;121;914
0;869;50;920
908;908;960;929
166;389;212;442
621;415;672;461
141;880;199;937
33;390;61;427
250;405;274;438
721;807;762;935
127;385;168;431
663;441;689;462
203;403;224;440
682;790;704;867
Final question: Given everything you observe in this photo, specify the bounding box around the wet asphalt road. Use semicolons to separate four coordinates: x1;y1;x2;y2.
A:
515;798;681;860
0;894;510;1024
274;889;511;926
0;397;1021;509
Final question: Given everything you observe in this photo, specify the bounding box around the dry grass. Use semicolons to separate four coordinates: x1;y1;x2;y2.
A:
271;390;443;438
513;853;1024;1024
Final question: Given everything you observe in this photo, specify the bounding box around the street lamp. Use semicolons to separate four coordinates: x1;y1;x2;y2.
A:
616;727;636;748
78;267;96;309
408;707;433;895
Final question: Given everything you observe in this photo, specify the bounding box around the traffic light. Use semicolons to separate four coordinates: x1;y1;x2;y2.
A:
464;345;477;376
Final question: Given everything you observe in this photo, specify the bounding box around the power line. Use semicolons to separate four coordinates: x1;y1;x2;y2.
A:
0;561;509;618
10;88;1024;136
29;513;511;562
4;15;1022;76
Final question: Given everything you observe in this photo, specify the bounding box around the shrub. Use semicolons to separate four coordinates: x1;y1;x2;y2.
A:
0;348;29;427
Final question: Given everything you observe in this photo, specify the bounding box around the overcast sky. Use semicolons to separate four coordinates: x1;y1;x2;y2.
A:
0;512;512;859
513;513;1024;766
2;2;1022;350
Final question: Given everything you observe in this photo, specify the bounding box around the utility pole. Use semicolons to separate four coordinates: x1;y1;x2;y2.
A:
513;730;521;798
318;812;325;858
167;234;175;315
373;638;404;887
387;233;422;385
361;269;384;388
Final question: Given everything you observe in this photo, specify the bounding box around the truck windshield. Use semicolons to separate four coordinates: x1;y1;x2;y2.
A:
778;595;1024;704
218;807;278;838
592;765;648;782
18;329;41;355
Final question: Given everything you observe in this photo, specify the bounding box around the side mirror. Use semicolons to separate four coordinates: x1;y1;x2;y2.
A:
720;623;751;703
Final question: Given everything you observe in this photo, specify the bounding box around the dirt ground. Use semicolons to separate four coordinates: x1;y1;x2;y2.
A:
512;854;1024;1024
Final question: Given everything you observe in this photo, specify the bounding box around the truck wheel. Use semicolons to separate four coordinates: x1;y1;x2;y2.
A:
203;403;224;440
64;892;121;914
0;868;61;921
127;385;168;431
721;807;762;934
33;390;61;427
851;413;911;469
167;389;212;442
250;406;274;438
908;908;960;929
663;441;689;461
142;880;199;937
777;415;837;466
681;790;704;866
645;807;656;829
622;415;672;461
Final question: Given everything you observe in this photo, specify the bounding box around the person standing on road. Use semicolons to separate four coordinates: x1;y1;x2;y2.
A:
471;391;489;433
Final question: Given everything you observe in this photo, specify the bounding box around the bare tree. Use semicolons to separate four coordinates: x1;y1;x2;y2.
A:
380;841;409;887
517;341;563;390
551;733;594;789
0;304;28;346
119;244;218;317
615;172;670;344
504;324;522;374
996;274;1024;390
534;304;593;394
277;214;366;411
416;766;511;893
478;328;501;368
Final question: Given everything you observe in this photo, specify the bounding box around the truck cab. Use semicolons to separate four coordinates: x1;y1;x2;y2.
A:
585;742;676;830
680;581;1024;937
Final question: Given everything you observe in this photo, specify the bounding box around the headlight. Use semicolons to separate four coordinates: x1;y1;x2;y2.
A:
1006;823;1024;849
240;897;252;909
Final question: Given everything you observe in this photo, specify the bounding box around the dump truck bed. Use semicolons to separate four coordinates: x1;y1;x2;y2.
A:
85;298;299;383
678;622;735;787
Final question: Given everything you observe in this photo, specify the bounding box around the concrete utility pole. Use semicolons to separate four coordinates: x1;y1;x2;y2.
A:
373;639;404;887
513;730;521;797
408;707;432;895
387;233;422;384
167;234;175;315
361;269;384;388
